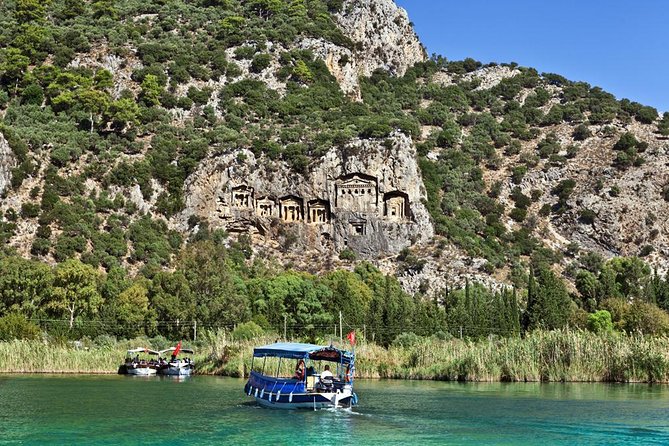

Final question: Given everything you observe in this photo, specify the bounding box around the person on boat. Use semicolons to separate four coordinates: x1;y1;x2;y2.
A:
321;364;333;379
293;359;305;380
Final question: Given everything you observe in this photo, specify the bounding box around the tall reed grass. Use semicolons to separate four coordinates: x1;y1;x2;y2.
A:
1;330;668;382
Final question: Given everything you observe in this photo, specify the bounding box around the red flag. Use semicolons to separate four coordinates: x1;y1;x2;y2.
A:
346;331;356;346
173;341;182;357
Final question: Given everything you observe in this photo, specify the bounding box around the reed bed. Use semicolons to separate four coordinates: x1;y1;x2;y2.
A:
352;330;669;383
1;330;668;382
0;340;122;374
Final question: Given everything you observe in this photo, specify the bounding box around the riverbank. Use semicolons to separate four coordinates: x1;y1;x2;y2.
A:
1;330;668;383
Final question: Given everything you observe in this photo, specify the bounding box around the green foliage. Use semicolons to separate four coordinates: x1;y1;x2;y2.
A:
49;259;103;328
250;53;272;73
338;248;356;261
231;321;264;341
658;112;669;136
0;313;41;341
587;310;613;334
612;132;646;169
524;266;572;331
0;0;667;349
140;74;162;106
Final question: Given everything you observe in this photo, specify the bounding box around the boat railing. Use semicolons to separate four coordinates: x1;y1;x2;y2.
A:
249;370;305;394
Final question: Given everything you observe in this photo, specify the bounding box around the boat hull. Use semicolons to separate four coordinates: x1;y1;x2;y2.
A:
253;393;356;410
159;365;193;376
126;367;157;376
245;380;357;409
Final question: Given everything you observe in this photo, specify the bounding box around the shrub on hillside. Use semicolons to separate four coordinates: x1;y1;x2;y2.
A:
0;314;41;341
587;310;613;334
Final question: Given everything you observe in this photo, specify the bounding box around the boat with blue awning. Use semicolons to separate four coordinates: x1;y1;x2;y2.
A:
244;342;358;409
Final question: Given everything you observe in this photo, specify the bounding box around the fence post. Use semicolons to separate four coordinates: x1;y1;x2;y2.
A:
339;311;343;342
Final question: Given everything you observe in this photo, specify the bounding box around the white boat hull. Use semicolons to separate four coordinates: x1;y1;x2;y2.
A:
159;364;193;376
126;367;156;376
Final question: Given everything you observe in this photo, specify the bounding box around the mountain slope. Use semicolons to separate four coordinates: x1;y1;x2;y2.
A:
1;0;668;298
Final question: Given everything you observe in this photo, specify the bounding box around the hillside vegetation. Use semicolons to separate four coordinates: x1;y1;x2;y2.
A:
1;0;669;347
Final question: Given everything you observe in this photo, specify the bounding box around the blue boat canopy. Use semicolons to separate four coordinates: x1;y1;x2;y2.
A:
252;342;354;364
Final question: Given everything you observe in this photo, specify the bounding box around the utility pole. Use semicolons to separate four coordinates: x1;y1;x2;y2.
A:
284;315;287;340
339;311;343;342
193;321;197;341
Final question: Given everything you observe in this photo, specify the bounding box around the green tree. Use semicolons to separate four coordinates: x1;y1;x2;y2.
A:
59;0;87;19
525;267;572;330
108;98;140;130
14;0;49;24
48;259;103;329
0;48;30;87
253;273;332;340
292;60;314;84
177;241;250;329
606;257;651;299
0;256;52;317
658;112;669;136
77;88;111;133
587;310;613;333
105;281;152;338
0;313;41;340
140;74;162;106
149;271;195;339
575;269;600;310
321;270;373;329
92;0;117;19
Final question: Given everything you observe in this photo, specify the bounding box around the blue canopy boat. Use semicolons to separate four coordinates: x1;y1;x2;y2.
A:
244;342;358;409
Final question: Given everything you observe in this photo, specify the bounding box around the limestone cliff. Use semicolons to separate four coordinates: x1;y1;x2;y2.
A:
182;131;433;258
0;133;15;197
335;0;426;77
306;0;426;98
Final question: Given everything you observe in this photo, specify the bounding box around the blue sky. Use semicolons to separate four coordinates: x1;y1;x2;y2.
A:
395;0;669;113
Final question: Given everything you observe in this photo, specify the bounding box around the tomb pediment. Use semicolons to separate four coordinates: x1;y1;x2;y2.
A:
231;185;254;209
307;199;331;223
279;195;304;222
335;173;378;213
256;196;277;218
383;191;409;221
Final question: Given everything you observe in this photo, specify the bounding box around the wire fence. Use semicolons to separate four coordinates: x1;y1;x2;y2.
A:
27;317;522;342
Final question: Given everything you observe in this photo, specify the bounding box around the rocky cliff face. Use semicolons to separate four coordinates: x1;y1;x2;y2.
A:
512;122;669;263
0;133;15;197
335;0;426;77
306;0;426;98
182;131;433;258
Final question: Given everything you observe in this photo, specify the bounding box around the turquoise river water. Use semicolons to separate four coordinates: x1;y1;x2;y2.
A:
0;375;667;445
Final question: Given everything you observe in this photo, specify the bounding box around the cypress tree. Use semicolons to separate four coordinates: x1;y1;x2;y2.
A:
526;266;572;330
522;266;537;333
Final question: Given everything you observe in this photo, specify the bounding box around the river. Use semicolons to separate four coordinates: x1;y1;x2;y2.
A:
0;375;667;445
